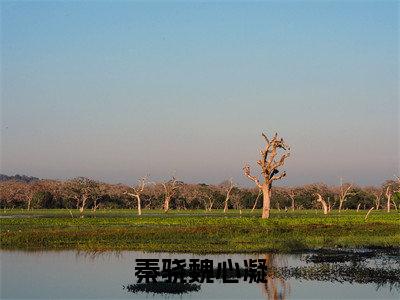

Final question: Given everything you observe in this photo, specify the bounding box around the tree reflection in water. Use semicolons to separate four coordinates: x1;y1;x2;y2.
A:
75;249;124;261
280;249;400;291
124;282;201;295
75;249;397;298
259;249;400;299
261;254;290;300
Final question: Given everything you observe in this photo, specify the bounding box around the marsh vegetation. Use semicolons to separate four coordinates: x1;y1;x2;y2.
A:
1;209;398;253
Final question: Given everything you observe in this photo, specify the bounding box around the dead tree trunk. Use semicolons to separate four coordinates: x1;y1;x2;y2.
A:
328;197;336;212
243;132;290;219
394;176;400;211
27;197;32;211
209;199;214;211
251;190;262;212
79;194;88;214
92;198;100;212
385;186;392;213
136;195;142;215
338;178;352;213
204;196;214;212
126;177;149;216
356;203;361;212
223;179;234;213
162;177;178;213
316;193;328;215
126;193;141;216
365;207;374;220
373;191;382;210
392;200;398;211
163;196;171;212
261;186;271;218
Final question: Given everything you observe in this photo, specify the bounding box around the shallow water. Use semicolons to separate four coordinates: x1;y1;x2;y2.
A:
1;250;399;299
0;215;45;219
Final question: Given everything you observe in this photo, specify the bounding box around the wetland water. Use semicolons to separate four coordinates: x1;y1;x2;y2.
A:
1;250;399;299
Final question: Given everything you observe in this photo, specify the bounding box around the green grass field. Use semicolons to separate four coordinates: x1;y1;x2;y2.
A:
1;209;399;253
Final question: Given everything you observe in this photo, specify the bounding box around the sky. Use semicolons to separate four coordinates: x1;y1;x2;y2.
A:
1;1;398;187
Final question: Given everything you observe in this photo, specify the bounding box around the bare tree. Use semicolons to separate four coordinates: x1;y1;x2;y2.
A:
395;175;400;210
385;186;392;213
316;193;328;215
383;179;400;212
231;192;243;214
162;177;179;212
338;178;353;212
201;184;218;212
90;183;107;212
368;187;383;210
23;181;49;210
125;177;150;216
288;188;296;211
251;190;262;212
327;196;336;212
222;179;235;213
203;194;215;212
64;178;99;215
243;132;290;219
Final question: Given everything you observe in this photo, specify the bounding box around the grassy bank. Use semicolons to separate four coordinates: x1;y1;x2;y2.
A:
1;209;399;253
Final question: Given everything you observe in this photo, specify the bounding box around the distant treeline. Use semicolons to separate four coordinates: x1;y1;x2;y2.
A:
0;175;399;212
0;174;39;183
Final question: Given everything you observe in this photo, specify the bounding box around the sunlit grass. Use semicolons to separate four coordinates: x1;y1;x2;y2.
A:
1;209;399;253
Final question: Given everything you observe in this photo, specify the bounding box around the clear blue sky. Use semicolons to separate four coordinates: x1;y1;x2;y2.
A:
1;1;398;186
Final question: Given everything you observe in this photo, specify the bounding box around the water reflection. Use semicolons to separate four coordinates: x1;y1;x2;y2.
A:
261;254;290;300
1;249;399;299
119;250;399;299
278;249;400;292
74;249;124;261
124;282;201;295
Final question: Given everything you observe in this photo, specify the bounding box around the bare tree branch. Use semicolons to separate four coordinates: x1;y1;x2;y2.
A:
243;164;262;189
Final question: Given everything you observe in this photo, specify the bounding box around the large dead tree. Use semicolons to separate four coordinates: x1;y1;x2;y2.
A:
125;177;150;216
243;132;290;219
